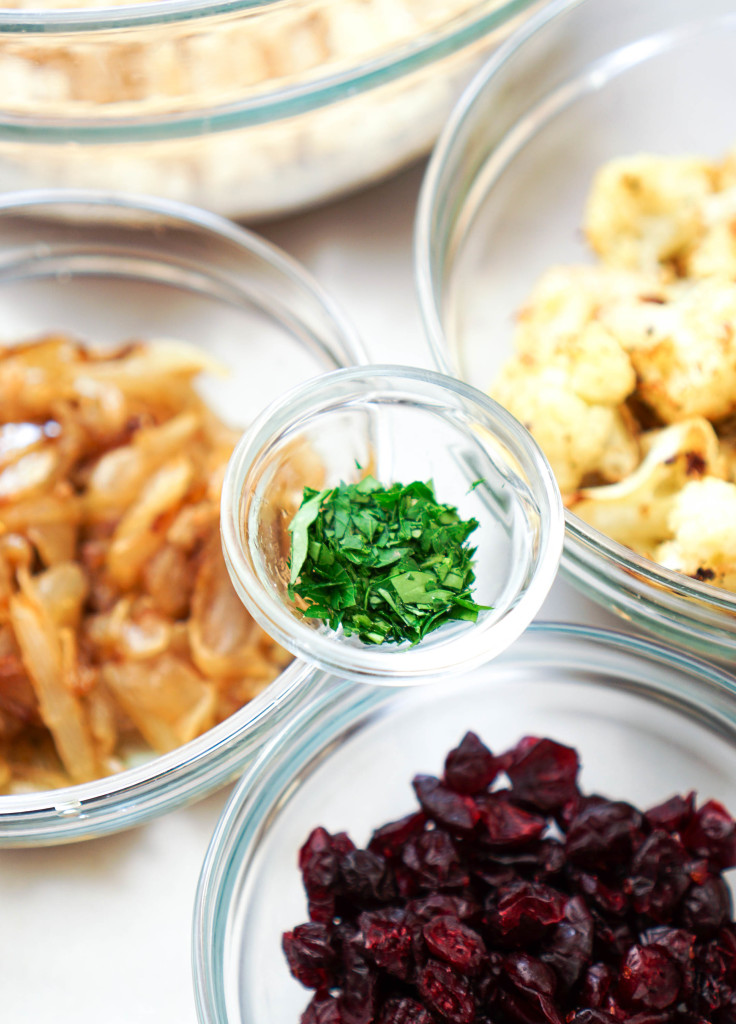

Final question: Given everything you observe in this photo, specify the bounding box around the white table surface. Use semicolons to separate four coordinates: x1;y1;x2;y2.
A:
0;161;625;1024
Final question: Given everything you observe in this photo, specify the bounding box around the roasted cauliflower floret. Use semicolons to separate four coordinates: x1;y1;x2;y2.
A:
493;265;644;493
492;356;638;496
584;154;716;274
654;476;736;590
568;419;723;557
684;186;736;279
599;276;736;423
513;264;663;358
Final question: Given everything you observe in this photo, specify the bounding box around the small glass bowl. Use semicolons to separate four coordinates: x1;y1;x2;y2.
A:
416;0;736;660
192;622;736;1024
0;188;365;846
220;365;563;686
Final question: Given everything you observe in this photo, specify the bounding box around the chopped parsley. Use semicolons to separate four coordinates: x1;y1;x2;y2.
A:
287;475;488;645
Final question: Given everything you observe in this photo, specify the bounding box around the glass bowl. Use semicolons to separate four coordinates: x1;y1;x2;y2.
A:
0;0;541;221
220;365;563;685
192;621;736;1024
0;188;365;846
416;0;736;661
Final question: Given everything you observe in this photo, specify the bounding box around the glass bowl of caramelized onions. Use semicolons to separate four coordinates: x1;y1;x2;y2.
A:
0;188;364;845
417;0;736;661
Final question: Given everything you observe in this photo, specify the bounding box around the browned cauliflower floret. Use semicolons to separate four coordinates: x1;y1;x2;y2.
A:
654;476;736;590
584;154;716;274
492;358;638;495
599;276;736;423
568;419;723;558
492;266;641;493
512;263;664;354
684;186;736;279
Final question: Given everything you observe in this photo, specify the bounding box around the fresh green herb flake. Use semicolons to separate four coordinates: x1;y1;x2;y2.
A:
287;475;490;645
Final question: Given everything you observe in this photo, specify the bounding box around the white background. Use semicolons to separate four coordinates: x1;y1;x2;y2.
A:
0;160;625;1023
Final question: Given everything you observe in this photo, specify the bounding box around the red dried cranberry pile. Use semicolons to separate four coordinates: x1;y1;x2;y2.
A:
283;733;736;1024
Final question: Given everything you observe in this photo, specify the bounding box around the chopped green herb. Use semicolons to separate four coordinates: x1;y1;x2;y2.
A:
287;475;489;645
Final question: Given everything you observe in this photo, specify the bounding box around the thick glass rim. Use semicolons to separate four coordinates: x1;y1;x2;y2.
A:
221;364;564;686
0;0;531;35
0;186;366;844
0;187;367;370
414;0;736;618
0;0;537;145
192;620;736;1024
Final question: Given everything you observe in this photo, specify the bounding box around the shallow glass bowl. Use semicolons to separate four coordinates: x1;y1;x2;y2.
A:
0;0;541;220
0;188;364;845
416;0;736;661
192;622;736;1024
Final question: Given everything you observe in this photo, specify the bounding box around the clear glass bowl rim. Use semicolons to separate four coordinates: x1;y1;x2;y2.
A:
0;0;538;144
0;185;366;845
220;363;564;686
413;0;736;616
191;620;736;1024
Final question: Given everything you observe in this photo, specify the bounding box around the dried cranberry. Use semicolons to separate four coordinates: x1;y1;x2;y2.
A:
495;985;562;1024
505;951;557;996
340;849;396;905
299;829;340;890
444;732;499;795
565;799;643;869
301;989;343;1024
680;876;732;937
471;861;518;890
589;913;635;960
540;895;594;991
407;894;479;923
639;925;696;966
581;963;615;1008
682;800;736;871
694;927;736;1015
495;881;567;936
476;793;547;848
644;793;695;834
337;946;376;1024
625;831;690;920
423;915;487;974
412;776;481;834
283;922;336;989
299;828;354;922
575;872;628;917
535;840;567;879
640;927;696;1000
505;737;580;813
401;830;469;891
355;908;412;979
618;945;680;1010
369;814;427;861
378;998;437;1024
418;960;475;1024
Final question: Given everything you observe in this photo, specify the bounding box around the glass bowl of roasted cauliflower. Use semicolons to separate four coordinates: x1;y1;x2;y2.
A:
417;0;736;660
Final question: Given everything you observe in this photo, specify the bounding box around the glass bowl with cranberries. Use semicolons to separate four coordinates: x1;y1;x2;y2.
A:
193;622;736;1024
